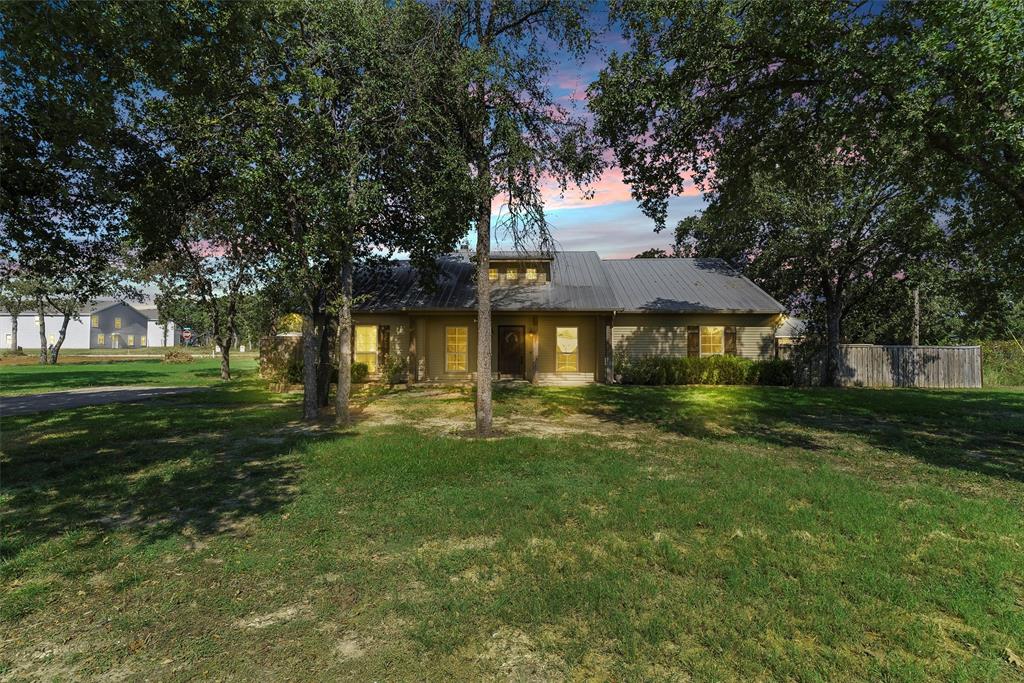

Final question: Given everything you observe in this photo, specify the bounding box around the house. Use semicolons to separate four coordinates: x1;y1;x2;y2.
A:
774;316;806;359
0;300;176;351
352;251;785;385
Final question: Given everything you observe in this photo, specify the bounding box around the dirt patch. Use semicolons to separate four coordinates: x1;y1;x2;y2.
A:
334;632;367;661
419;535;500;554
235;603;309;629
477;627;565;682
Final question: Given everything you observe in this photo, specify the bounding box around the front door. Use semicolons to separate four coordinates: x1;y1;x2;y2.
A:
498;325;525;378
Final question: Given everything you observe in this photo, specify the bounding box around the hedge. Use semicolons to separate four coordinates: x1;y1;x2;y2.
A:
615;354;794;386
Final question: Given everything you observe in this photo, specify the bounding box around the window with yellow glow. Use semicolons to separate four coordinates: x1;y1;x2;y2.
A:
97;333;105;345
127;335;135;346
526;267;537;281
488;268;498;281
700;326;724;356
446;326;468;372
354;325;378;373
91;315;99;327
48;334;56;345
141;336;147;346
114;317;122;329
505;268;518;280
555;327;578;372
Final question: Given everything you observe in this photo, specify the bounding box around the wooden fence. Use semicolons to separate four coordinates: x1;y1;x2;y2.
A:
799;344;983;388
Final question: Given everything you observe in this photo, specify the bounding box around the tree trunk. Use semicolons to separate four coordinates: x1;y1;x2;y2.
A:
36;297;47;365
317;314;332;407
217;336;231;380
824;294;842;387
48;311;72;364
301;306;321;421
336;259;354;427
475;196;493;436
11;313;18;350
911;286;920;346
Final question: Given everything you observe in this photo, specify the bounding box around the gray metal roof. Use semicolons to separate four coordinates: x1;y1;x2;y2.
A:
603;258;784;313
354;252;784;314
775;316;806;338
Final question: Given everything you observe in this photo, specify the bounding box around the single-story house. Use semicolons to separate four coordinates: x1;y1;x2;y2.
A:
353;251;785;385
0;300;176;351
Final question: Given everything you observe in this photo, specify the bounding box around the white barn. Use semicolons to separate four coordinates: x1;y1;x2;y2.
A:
0;300;176;351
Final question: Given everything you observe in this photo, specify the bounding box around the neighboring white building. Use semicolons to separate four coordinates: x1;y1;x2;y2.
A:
0;300;176;351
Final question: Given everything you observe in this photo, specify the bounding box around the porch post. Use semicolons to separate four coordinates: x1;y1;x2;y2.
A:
604;316;614;384
408;317;418;383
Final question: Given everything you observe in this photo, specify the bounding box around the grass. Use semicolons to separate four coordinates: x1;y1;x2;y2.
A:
1;364;1023;681
0;357;259;396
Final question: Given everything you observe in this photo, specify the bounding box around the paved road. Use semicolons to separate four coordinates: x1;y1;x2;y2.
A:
0;386;205;416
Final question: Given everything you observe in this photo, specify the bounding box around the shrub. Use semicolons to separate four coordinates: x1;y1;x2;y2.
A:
351;362;369;384
1;347;25;357
163;350;194;364
615;354;794;386
980;340;1024;386
750;358;795;386
381;354;407;387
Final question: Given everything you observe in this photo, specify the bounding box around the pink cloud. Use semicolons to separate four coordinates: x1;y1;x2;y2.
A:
539;164;700;211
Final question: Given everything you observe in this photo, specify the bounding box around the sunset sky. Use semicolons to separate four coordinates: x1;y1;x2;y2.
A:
484;10;708;259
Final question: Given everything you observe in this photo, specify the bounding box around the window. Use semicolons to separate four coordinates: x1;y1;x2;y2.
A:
114;317;122;329
140;336;147;347
488;268;498;281
445;326;468;372
127;335;135;346
526;267;537;281
91;315;99;327
354;325;378;373
48;334;56;345
555;327;578;372
34;316;41;326
97;333;105;345
4;334;10;347
505;268;518;281
700;326;724;356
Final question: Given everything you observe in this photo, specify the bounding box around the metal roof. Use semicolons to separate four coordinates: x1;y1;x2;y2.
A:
603;258;784;313
355;252;784;314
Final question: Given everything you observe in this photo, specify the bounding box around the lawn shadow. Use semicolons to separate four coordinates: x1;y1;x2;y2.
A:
1;384;337;569
529;384;1024;484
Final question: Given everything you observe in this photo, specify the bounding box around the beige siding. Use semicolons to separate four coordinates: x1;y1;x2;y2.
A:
425;315;478;381
612;313;778;361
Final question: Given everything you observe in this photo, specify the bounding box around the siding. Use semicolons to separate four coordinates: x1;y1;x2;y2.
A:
0;315;90;350
612;313;778;361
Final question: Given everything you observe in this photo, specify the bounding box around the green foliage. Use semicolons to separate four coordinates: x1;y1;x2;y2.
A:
381;354;407;387
350;362;369;384
162;350;194;364
615;354;794;386
981;341;1024;387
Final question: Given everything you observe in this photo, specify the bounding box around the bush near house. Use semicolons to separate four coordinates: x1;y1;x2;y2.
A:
615;354;794;386
162;350;194;364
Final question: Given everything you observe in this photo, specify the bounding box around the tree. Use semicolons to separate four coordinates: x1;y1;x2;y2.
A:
440;0;603;435
590;0;1024;342
633;248;672;259
0;275;33;351
673;147;941;384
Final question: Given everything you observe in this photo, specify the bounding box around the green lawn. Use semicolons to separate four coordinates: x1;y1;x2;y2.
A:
0;357;259;396
2;365;1023;681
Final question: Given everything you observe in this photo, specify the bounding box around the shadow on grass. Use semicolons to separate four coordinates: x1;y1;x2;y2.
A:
527;384;1024;484
0;382;336;571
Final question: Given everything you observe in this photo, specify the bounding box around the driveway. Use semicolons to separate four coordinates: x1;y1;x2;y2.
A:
0;386;206;416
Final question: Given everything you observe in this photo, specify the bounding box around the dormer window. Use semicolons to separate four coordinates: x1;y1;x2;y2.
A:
488;268;498;281
506;268;518;281
526;267;537;281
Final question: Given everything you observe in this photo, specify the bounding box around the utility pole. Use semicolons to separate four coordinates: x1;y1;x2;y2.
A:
911;286;920;346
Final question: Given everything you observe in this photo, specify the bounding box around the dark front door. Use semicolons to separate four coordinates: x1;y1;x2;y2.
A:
498;325;525;378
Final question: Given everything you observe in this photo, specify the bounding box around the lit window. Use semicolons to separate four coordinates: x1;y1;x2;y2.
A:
91;315;99;327
127;335;135;346
506;268;518;280
34;316;40;326
4;333;10;347
354;325;378;373
97;333;105;345
526;267;537;281
114;317;122;329
701;326;724;356
141;336;147;346
555;327;578;372
488;268;498;281
445;326;468;372
48;334;56;345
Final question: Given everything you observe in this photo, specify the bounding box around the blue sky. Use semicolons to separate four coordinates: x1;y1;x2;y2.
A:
483;7;707;258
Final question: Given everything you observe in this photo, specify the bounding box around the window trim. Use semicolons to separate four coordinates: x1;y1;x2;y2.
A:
555;326;579;372
700;326;725;357
354;324;378;373
445;326;468;372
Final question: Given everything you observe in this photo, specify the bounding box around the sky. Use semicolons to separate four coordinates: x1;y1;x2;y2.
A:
482;8;707;259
